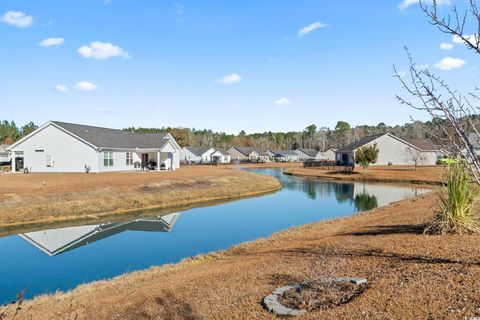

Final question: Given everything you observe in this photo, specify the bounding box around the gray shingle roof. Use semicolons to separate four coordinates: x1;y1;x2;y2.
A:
271;150;298;156
232;147;258;156
185;146;213;156
336;134;385;153
52;121;170;149
297;148;319;157
404;138;439;151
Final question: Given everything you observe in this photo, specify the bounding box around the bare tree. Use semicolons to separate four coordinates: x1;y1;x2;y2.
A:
394;0;480;183
405;147;428;171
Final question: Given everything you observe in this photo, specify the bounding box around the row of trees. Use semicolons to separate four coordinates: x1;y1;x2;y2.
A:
124;119;445;150
1;119;448;150
0;121;38;145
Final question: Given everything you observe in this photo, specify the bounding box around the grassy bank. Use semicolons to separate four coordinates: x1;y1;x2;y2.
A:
284;165;443;185
0;167;281;234
2;167;478;319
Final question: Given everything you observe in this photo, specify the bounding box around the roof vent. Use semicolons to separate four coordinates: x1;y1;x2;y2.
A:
85;129;88;134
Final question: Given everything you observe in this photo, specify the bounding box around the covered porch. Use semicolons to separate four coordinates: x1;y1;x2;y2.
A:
135;149;175;171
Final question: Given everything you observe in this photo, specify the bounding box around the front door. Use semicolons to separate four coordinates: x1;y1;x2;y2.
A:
141;153;149;163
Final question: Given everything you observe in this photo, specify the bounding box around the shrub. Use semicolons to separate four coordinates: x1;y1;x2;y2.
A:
425;163;480;234
355;143;379;175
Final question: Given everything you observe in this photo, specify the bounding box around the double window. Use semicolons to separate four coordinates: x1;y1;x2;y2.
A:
103;152;114;167
126;152;133;165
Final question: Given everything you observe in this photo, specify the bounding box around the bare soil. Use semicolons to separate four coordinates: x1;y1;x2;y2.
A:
0;166;281;234
2;166;478;319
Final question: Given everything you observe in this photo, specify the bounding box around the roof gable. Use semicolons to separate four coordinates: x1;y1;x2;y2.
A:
296;148;319;157
185;146;214;156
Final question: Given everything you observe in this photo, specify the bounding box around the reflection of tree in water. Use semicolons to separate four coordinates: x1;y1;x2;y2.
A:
354;193;378;212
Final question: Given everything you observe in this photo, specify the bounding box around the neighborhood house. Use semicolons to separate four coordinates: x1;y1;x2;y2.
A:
0;144;10;165
294;148;322;161
335;133;438;166
7;121;181;173
181;147;230;164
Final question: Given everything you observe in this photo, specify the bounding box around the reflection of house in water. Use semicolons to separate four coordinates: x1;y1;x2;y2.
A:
19;212;181;256
353;183;428;208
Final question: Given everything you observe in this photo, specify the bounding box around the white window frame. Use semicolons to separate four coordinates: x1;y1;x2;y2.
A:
126;152;133;165
103;152;114;167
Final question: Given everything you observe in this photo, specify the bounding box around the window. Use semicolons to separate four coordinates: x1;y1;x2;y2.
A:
126;152;133;165
35;150;44;153
46;154;52;167
103;152;113;167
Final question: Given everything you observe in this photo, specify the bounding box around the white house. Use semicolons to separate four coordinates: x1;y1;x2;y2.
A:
181;147;216;163
269;150;300;162
20;212;181;256
7;121;181;173
211;148;231;163
295;148;322;161
227;147;260;161
321;148;337;161
335;133;438;166
0;144;10;164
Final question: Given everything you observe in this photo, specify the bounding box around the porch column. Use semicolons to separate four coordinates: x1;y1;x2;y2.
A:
157;151;161;171
11;151;16;173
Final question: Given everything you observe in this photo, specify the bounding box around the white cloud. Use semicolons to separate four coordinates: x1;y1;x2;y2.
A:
273;97;291;106
397;70;407;77
39;37;64;48
0;11;33;28
55;84;68;93
77;41;129;60
434;57;466;70
74;81;97;91
218;73;241;84
399;0;450;10
440;42;453;50
452;34;478;47
297;22;326;37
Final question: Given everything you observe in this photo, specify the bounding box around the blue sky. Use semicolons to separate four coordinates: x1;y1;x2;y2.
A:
0;0;477;133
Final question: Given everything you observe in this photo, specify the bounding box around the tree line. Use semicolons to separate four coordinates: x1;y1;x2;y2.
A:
0;118;455;151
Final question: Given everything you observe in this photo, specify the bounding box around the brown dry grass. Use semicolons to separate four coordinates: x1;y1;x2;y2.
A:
0;166;281;234
2;166;480;319
284;165;443;185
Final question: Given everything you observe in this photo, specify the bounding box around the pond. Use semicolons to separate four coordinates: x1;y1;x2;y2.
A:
0;168;430;304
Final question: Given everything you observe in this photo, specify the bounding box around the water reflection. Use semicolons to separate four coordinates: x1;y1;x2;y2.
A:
0;168;430;304
20;212;181;256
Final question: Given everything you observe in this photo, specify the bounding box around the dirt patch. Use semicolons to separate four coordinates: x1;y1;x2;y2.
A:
279;280;365;312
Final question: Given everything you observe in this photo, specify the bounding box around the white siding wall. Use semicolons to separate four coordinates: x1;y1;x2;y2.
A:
322;150;336;161
362;135;437;166
12;125;99;173
181;148;202;163
98;151;141;172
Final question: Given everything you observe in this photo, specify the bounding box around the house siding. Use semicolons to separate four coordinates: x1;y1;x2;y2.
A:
10;124;99;173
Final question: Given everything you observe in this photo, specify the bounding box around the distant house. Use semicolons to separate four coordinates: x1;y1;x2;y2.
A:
335;133;438;166
181;147;216;163
269;150;300;162
469;132;480;155
295;148;322;160
227;147;260;161
213;148;231;163
20;212;181;256
321;148;337;161
7;121;181;173
0;144;11;164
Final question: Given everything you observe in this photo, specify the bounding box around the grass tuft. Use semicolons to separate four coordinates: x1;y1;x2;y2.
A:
425;163;480;234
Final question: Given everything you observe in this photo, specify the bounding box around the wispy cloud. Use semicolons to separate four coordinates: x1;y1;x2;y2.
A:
440;42;453;50
218;73;241;85
74;81;97;91
434;57;466;70
55;84;68;93
0;11;33;28
273;97;291;106
297;22;326;37
78;41;129;60
399;0;450;10
39;37;64;48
